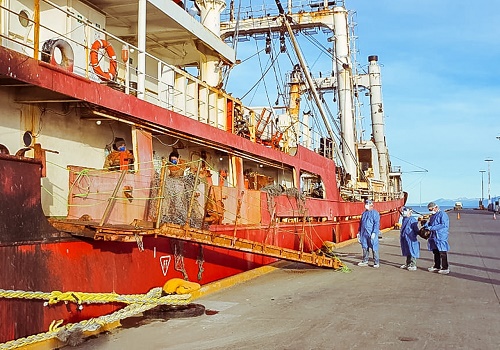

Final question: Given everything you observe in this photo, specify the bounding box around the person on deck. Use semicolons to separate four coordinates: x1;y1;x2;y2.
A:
357;199;380;268
167;150;188;177
399;207;420;271
424;202;450;275
163;150;189;225
103;137;134;171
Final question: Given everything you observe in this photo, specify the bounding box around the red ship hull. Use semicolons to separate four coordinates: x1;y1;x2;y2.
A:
0;153;403;342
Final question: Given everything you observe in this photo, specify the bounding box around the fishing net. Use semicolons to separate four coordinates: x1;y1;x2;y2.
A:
149;173;205;229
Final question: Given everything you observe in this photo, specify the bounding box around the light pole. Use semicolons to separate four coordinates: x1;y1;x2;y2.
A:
479;170;486;209
485;159;493;207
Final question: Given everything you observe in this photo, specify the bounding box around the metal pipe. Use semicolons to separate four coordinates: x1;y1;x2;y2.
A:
33;0;40;60
367;55;389;187
479;170;485;207
137;0;146;99
485;159;493;206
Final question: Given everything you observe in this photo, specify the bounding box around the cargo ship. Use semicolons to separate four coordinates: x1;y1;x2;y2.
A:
0;0;405;344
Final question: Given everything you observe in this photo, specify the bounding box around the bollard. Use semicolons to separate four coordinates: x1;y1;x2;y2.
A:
457;212;460;220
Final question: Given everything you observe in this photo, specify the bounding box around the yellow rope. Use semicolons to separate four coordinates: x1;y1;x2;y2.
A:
0;285;195;349
0;302;158;349
0;287;191;307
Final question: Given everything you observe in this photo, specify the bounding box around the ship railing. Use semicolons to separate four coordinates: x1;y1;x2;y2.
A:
0;0;334;156
389;166;402;174
0;0;233;134
60;159;344;267
65;158;330;235
339;186;404;202
221;0;344;22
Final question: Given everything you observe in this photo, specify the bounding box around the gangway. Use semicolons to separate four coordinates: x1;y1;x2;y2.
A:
50;220;343;269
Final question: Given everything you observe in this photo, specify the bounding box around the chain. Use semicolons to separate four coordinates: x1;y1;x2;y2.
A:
196;244;204;281
134;233;144;251
172;240;189;280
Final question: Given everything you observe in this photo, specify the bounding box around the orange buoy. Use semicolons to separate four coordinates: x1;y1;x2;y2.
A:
121;44;129;63
90;39;117;81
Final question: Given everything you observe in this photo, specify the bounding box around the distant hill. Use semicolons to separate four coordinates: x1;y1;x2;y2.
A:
408;198;481;209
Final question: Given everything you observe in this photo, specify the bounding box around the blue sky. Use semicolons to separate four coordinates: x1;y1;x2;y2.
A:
351;0;500;204
225;0;500;205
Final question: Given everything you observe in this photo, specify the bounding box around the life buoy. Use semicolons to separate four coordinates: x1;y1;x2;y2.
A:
41;39;74;72
0;144;10;155
90;39;117;81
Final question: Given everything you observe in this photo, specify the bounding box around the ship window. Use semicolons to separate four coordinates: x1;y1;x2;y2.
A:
300;171;324;199
241;159;293;191
23;131;33;147
358;148;372;167
18;10;31;28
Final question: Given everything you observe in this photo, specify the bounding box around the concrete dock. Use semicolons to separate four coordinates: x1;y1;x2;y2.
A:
77;209;500;349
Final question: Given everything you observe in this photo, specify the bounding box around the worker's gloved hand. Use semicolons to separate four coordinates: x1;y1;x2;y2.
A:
356;233;360;243
370;232;376;240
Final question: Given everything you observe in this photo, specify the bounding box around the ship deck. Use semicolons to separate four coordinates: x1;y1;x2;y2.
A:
71;208;500;349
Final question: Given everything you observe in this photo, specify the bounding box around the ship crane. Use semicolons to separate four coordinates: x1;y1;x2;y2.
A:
221;1;366;186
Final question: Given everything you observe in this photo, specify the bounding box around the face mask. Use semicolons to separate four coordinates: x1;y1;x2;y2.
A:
118;146;126;152
364;204;370;210
171;159;178;165
431;209;437;214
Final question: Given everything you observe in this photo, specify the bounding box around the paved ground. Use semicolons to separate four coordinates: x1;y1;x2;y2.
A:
77;209;500;350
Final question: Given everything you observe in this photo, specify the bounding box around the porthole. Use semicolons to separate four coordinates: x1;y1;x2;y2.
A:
18;10;31;28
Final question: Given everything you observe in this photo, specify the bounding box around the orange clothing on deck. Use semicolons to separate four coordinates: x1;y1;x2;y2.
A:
104;150;134;171
168;159;187;177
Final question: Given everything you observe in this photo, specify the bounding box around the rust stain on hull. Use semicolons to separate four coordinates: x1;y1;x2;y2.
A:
0;154;58;244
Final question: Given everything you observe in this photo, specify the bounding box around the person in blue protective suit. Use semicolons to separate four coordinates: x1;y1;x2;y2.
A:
424;202;450;274
399;207;420;271
357;199;380;268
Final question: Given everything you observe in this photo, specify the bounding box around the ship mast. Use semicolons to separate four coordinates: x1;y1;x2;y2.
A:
221;1;373;183
275;2;346;170
331;5;357;185
367;55;389;185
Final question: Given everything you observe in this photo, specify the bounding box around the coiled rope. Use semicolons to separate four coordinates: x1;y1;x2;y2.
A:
0;286;192;349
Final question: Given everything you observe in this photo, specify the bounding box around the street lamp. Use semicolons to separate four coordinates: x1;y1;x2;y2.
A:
479;170;486;209
485;159;493;207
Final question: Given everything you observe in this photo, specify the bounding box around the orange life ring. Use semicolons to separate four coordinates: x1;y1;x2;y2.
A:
90;39;117;81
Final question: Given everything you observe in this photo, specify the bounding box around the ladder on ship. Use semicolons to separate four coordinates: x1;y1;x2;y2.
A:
50;220;343;269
